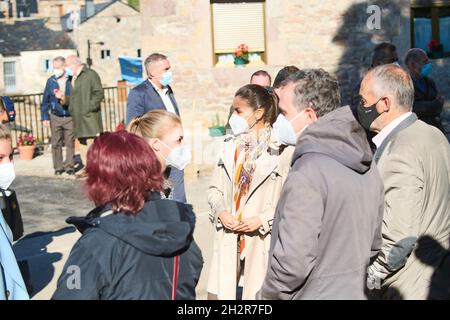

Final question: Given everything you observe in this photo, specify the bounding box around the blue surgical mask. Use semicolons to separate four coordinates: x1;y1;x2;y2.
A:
65;67;73;77
420;63;432;78
273;111;305;146
160;71;173;87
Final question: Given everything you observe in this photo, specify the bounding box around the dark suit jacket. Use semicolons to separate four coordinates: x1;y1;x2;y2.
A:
413;77;444;132
126;79;179;125
125;79;185;203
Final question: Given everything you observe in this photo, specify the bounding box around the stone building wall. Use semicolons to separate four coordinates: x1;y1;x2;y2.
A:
37;0;108;18
67;0;140;87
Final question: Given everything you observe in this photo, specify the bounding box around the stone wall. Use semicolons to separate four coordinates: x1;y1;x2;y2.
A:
68;0;140;87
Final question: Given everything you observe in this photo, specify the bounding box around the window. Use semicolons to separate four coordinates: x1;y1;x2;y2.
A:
211;0;266;65
411;1;450;57
3;61;16;93
42;58;51;73
137;49;141;58
101;49;111;60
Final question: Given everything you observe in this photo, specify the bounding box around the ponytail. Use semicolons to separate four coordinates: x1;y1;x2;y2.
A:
235;84;279;126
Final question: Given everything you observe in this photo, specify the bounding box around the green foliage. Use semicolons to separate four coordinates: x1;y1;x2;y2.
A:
210;112;225;128
128;0;139;11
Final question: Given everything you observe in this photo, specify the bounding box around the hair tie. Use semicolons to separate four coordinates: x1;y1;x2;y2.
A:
264;86;274;94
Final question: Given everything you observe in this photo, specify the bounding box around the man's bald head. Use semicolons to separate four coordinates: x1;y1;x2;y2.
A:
65;55;83;74
66;55;82;66
362;64;414;112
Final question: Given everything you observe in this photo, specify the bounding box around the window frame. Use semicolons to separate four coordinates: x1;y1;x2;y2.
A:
411;2;450;57
210;0;267;66
100;49;111;60
3;61;16;93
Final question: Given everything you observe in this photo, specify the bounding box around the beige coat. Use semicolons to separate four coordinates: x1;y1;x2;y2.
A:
207;131;294;300
372;116;450;299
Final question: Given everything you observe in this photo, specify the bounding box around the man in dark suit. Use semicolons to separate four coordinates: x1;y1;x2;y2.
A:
126;53;179;124
126;53;186;203
405;48;445;132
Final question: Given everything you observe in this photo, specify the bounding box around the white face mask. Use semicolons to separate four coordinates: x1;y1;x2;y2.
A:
158;140;191;171
229;112;257;136
0;162;15;190
273;110;305;146
53;68;64;78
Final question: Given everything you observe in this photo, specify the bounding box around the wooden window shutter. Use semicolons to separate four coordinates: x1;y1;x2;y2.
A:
212;2;265;54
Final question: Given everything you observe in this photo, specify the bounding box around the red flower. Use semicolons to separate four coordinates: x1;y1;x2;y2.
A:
428;39;440;51
233;43;250;63
18;133;36;146
115;122;126;131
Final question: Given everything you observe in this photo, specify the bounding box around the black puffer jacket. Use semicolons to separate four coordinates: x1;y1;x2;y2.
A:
52;193;203;300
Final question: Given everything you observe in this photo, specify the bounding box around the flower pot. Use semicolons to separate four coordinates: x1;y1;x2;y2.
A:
208;126;226;137
18;145;36;161
428;46;444;59
234;57;248;66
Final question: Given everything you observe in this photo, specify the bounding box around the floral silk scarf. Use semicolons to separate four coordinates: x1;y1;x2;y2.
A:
232;124;271;260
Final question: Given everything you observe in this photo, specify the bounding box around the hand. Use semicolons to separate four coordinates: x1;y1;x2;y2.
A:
218;211;238;230
233;216;262;234
53;89;64;99
366;265;383;290
43;120;50;129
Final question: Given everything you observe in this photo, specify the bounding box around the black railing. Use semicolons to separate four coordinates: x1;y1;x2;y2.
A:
8;86;129;148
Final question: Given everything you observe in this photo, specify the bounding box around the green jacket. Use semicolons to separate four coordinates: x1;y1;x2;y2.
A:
65;66;104;138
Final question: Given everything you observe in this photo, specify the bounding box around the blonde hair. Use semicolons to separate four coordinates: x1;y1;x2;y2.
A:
127;110;182;140
0;124;12;143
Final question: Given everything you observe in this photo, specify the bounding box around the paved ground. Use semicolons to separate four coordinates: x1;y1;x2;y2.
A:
11;150;214;300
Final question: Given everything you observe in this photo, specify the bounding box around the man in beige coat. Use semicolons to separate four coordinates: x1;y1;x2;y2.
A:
359;64;450;299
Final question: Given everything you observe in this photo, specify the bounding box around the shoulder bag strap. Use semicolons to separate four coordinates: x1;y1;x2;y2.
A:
171;255;180;300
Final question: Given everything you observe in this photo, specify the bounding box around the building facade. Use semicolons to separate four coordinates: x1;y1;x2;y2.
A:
0;18;76;94
65;0;141;87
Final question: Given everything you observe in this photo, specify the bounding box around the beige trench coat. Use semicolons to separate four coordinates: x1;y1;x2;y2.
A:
207;131;294;300
373;118;450;299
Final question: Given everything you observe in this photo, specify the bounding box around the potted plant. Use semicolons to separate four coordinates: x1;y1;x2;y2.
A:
17;133;36;161
208;113;226;137
428;39;444;59
234;43;250;66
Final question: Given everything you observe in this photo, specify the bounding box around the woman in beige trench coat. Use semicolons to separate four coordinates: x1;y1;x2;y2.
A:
207;84;294;300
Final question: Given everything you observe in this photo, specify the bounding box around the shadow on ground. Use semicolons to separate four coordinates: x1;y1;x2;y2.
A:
13;226;76;298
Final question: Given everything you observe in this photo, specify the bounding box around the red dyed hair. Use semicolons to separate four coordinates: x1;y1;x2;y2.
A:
85;131;164;215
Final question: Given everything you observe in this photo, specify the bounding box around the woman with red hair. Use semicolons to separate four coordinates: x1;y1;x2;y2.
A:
52;131;203;300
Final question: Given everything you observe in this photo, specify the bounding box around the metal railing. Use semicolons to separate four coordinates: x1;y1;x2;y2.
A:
8;86;128;148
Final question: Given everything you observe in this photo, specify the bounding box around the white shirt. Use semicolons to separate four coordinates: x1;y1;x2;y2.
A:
372;112;412;148
148;79;176;114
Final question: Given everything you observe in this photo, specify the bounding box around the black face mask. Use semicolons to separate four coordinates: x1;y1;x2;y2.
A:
356;96;382;131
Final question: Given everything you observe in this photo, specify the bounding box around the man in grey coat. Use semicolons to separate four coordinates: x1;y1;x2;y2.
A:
258;69;385;300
